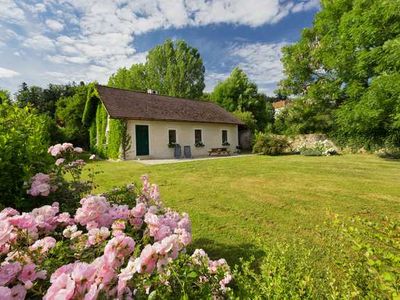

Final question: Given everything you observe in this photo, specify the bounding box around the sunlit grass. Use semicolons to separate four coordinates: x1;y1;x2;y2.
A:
85;154;400;264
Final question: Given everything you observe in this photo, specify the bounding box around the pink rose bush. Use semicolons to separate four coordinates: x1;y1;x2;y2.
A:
0;175;232;299
24;143;96;212
26;173;56;197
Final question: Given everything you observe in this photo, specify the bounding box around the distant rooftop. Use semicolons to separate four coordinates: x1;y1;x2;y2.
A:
272;100;289;109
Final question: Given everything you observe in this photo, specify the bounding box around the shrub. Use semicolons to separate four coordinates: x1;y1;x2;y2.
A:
0;103;52;209
376;147;400;160
0;175;232;299
327;215;400;299
252;133;289;155
23;143;96;212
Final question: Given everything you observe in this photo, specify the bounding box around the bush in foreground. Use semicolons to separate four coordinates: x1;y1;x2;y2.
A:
0;175;231;299
0;103;52;209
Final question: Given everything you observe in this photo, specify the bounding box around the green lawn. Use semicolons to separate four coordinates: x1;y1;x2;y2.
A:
87;154;400;264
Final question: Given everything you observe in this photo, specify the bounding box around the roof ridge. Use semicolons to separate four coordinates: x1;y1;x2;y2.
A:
96;84;215;105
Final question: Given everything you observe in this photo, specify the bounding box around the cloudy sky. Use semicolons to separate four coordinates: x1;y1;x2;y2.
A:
0;0;319;95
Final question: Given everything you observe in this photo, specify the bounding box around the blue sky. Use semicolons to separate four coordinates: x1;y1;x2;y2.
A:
0;0;319;95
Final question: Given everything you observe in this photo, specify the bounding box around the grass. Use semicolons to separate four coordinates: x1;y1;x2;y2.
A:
86;154;400;264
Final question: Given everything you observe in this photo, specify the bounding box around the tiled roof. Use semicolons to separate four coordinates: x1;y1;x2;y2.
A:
272;100;289;109
96;85;244;125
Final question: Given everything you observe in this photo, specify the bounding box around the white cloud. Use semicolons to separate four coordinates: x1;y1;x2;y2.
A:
204;71;230;92
230;42;289;88
23;34;55;51
0;0;25;23
45;19;64;31
291;0;320;13
0;0;318;92
0;67;20;78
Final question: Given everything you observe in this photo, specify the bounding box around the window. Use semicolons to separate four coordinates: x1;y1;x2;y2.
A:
194;129;202;143
168;129;176;144
222;130;228;143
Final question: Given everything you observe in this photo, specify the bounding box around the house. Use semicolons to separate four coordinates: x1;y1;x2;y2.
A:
95;85;244;159
272;100;290;117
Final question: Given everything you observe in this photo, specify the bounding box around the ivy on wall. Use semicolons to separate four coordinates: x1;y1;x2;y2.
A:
95;104;108;157
108;119;123;159
82;83;100;126
83;84;130;159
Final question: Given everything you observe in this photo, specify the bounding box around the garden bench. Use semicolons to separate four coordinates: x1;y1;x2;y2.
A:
208;147;231;156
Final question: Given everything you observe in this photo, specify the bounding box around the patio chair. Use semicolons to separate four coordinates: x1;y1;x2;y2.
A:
174;144;182;159
183;145;192;158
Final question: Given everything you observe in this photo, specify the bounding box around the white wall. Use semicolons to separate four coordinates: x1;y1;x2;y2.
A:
125;120;239;159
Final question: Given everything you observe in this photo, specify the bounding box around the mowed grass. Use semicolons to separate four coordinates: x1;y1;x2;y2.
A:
86;154;400;264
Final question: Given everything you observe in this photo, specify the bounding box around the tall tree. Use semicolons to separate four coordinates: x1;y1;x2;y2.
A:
56;84;90;147
277;0;400;147
109;39;205;99
16;83;76;116
108;64;146;91
210;67;273;131
145;39;205;99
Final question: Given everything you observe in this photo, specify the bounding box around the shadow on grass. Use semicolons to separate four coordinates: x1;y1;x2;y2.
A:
188;238;265;266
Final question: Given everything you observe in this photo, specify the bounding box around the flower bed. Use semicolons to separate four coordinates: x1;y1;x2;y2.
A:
297;140;338;156
0;144;232;299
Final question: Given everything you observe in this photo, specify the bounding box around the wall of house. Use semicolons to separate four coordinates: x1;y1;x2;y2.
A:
125;120;239;159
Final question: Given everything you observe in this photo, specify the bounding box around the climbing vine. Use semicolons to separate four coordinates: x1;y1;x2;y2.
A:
107;119;123;159
83;84;130;159
95;104;108;157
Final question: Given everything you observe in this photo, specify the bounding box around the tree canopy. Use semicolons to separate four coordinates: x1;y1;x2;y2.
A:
55;84;90;147
277;0;400;148
108;39;205;99
210;67;274;131
0;89;10;104
16;82;78;117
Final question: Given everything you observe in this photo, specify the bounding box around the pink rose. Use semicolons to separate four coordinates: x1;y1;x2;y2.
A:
44;273;75;300
0;220;13;248
0;287;11;299
131;203;146;218
0;262;21;285
57;212;73;225
55;158;65;166
1;207;19;217
75;196;111;228
71;262;96;285
48;144;63;157
9;213;36;230
18;263;45;288
29;237;56;254
84;283;99;300
10;284;27;300
104;235;135;266
74;147;83;153
135;244;157;274
62;143;74;151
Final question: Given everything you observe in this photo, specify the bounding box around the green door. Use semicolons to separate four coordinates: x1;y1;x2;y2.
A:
135;125;149;156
